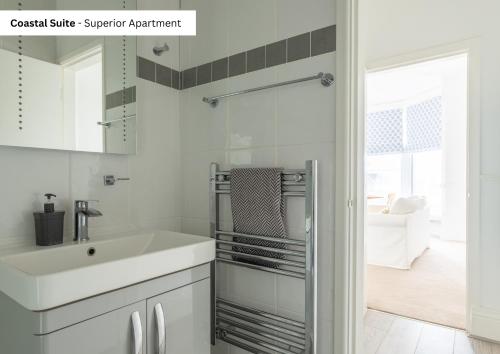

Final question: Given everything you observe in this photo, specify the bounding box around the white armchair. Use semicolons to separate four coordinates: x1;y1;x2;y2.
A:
366;197;430;269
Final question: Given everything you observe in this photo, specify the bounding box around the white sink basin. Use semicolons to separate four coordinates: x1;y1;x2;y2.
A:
0;231;215;311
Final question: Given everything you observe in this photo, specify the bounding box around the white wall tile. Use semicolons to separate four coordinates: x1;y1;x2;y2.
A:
276;275;305;320
225;0;277;55
137;0;180;70
229;347;254;354
181;217;210;237
276;53;336;145
225;147;276;168
226;70;278;149
180;0;228;69
212;341;230;354
285;197;306;239
180;81;228;153
223;264;277;312
182;149;226;221
0;147;70;244
69;152;132;235
130;79;182;226
276;0;336;38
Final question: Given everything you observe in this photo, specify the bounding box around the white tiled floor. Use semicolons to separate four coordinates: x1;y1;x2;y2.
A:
364;309;500;354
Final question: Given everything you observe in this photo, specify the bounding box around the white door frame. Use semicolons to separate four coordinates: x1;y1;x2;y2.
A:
334;0;364;352
335;1;481;353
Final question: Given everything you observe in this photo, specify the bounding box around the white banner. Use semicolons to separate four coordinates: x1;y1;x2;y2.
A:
0;11;196;36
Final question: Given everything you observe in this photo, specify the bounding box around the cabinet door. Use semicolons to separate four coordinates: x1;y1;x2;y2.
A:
40;301;146;354
146;279;210;354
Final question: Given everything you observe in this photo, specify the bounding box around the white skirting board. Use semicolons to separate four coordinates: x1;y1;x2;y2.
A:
470;306;500;342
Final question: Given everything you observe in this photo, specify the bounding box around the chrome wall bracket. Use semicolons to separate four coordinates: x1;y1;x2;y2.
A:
104;175;131;186
320;72;334;87
153;43;169;56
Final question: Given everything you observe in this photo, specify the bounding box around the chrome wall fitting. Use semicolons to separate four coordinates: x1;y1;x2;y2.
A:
104;175;131;186
153;43;169;56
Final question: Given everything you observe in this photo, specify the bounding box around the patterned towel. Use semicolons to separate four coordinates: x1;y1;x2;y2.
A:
230;168;287;267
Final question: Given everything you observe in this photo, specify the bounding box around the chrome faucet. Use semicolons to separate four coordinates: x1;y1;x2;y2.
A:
74;200;102;242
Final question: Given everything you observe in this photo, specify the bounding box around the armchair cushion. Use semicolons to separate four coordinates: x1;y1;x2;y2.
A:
389;196;426;214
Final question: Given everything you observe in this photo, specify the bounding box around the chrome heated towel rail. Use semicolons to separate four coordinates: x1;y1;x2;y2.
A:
209;160;318;354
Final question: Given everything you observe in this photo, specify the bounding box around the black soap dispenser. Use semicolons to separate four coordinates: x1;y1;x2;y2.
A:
33;193;65;246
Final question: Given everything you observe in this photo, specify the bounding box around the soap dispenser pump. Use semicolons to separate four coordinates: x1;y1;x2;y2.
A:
43;193;56;213
33;193;65;246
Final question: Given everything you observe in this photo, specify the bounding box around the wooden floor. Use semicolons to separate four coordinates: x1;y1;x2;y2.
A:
364;309;500;354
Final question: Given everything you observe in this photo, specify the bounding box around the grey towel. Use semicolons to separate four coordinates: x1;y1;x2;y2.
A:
230;168;287;267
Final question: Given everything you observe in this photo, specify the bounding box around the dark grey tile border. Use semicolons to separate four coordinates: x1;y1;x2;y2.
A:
311;25;336;56
229;52;246;77
287;32;311;62
156;64;172;87
182;67;197;89
137;57;155;82
266;40;287;68
246;46;266;73
172;69;180;90
136;24;336;91
197;63;212;86
212;58;228;82
106;86;136;110
137;56;181;90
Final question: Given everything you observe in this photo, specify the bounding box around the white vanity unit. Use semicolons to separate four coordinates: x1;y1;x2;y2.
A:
0;231;215;354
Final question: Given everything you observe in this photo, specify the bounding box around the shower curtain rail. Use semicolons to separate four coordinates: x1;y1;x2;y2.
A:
209;160;318;354
202;72;334;107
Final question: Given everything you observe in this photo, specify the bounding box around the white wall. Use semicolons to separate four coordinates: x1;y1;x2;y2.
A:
441;56;467;242
0;0;181;248
0;49;65;150
361;0;500;341
179;1;336;353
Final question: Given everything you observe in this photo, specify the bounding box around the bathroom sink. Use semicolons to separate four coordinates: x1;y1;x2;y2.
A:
0;231;215;311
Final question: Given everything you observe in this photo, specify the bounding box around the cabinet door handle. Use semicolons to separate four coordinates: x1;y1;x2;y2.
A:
154;303;166;354
131;311;143;354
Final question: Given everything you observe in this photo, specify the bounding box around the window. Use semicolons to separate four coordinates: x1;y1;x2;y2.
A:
366;96;443;218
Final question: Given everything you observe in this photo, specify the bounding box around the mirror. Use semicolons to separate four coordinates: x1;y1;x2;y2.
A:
0;0;137;154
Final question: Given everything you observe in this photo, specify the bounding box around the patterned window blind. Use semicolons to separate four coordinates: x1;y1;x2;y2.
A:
366;96;442;155
366;108;404;155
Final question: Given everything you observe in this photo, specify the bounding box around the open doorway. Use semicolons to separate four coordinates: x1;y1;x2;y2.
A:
61;45;104;152
363;54;468;330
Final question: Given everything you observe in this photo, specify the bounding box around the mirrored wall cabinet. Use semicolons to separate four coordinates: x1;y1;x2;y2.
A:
0;0;137;154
